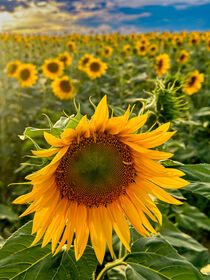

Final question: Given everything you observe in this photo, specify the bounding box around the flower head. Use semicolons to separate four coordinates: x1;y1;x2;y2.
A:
42;59;64;80
14;96;189;264
67;41;76;52
6;60;21;78
17;63;38;87
78;54;94;72
183;70;204;95
85;58;107;79
58;52;72;67
51;76;75;100
176;50;189;64
154;54;170;77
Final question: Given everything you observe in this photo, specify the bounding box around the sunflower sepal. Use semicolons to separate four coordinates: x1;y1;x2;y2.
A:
65;111;83;130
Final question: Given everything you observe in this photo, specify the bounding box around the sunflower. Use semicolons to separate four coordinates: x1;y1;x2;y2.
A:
136;43;147;56
154;54;170;77
176;50;189;64
17;64;38;87
42;59;64;80
103;46;113;58
172;35;183;47
206;38;210;51
78;54;94;72
85;58;107;79
183;70;204;95
6;60;21;78
58;52;72;67
67;41;76;53
149;44;158;56
122;44;132;55
51;76;75;100
14;96;189;264
189;35;200;46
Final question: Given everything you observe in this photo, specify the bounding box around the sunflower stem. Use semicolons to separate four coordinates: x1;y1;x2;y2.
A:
118;241;127;259
96;259;127;280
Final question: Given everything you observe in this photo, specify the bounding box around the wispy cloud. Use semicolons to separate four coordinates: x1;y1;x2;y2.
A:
0;0;151;34
109;0;210;8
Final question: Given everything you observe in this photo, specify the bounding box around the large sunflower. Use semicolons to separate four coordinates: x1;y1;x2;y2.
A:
6;60;21;78
17;63;38;87
183;70;204;95
154;54;170;77
85;58;107;79
42;59;64;80
14;96;189;264
51;76;75;100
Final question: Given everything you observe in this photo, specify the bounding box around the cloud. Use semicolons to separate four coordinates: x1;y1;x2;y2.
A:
109;0;210;8
0;1;95;34
0;0;152;34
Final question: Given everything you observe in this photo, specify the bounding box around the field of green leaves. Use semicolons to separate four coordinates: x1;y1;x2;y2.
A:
0;31;209;280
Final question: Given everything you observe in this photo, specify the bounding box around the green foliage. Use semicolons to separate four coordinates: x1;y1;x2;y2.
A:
0;222;97;280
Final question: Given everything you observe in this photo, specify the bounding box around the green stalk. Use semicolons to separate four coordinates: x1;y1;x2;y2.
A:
96;259;127;280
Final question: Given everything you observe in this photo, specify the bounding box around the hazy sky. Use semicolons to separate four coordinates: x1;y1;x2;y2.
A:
0;0;209;34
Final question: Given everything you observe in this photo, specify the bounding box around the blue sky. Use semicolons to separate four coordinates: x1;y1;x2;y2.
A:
0;0;209;34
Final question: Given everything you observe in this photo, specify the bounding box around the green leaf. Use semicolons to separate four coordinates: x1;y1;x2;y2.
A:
107;235;204;280
0;204;18;222
178;164;210;200
19;127;49;140
0;221;97;280
160;217;209;268
172;204;210;232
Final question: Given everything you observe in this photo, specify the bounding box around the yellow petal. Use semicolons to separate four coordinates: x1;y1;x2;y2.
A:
149;176;189;189
107;202;130;252
89;207;106;264
48;146;69;166
61;128;76;144
74;205;89;261
127;192;157;234
89;95;109;132
120;195;149;237
44;132;65;147
119;114;148;134
98;206;114;258
51;200;69;252
136;177;183;205
75;115;90;138
31;148;60;157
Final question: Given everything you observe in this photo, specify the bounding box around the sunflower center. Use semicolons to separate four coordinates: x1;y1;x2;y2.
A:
47;62;59;73
9;64;17;74
82;58;89;65
90;62;100;72
188;75;197;87
180;54;186;61
157;59;163;69
60;56;67;63
140;46;145;52
55;134;136;207
60;80;71;93
20;69;30;81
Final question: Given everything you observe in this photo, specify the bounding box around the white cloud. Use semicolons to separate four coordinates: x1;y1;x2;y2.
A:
0;0;152;34
109;0;210;8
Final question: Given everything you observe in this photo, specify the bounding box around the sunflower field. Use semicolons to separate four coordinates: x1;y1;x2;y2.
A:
0;31;210;280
